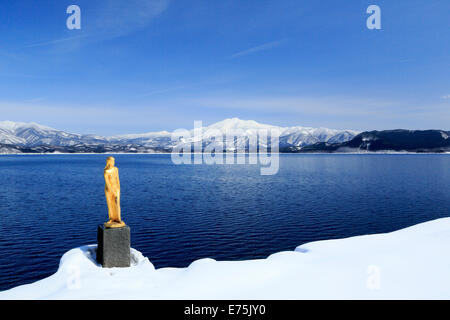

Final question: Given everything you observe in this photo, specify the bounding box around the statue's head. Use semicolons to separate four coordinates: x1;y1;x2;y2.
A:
105;156;115;169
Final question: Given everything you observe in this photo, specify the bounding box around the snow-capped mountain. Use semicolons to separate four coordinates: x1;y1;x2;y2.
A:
0;118;358;153
111;118;358;151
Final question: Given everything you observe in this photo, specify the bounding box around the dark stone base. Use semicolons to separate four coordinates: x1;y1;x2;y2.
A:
96;224;130;268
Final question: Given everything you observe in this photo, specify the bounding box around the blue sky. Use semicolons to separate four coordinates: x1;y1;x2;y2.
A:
0;0;449;135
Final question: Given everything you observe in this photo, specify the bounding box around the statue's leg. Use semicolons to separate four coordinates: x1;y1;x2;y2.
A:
116;196;121;222
106;192;114;224
109;195;116;222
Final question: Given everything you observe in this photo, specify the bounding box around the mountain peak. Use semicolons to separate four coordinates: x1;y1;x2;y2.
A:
206;118;278;131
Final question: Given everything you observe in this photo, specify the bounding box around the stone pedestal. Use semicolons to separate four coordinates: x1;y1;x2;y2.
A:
96;224;130;268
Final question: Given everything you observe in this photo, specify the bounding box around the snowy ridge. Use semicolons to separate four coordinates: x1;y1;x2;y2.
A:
1;217;450;299
123;118;358;147
0;119;358;152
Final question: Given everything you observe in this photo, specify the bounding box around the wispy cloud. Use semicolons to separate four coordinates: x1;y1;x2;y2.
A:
6;0;171;52
187;95;400;117
23;97;46;104
229;39;287;59
442;94;450;99
92;0;171;37
21;34;91;49
139;84;192;97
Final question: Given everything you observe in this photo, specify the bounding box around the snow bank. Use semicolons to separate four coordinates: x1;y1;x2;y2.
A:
2;218;450;299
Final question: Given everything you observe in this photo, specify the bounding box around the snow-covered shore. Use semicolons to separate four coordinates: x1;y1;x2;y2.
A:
2;218;450;299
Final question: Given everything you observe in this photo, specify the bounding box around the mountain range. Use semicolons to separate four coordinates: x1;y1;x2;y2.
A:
0;119;448;154
0;118;358;154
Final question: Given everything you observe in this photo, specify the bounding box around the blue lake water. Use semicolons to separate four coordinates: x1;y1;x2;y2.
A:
0;154;449;291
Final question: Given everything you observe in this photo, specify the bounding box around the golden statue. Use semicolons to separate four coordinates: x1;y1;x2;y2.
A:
104;156;125;228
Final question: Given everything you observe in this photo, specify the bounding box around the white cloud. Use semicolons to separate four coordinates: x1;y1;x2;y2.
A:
0;100;187;135
2;92;449;134
178;95;450;130
442;94;450;99
229;39;286;59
